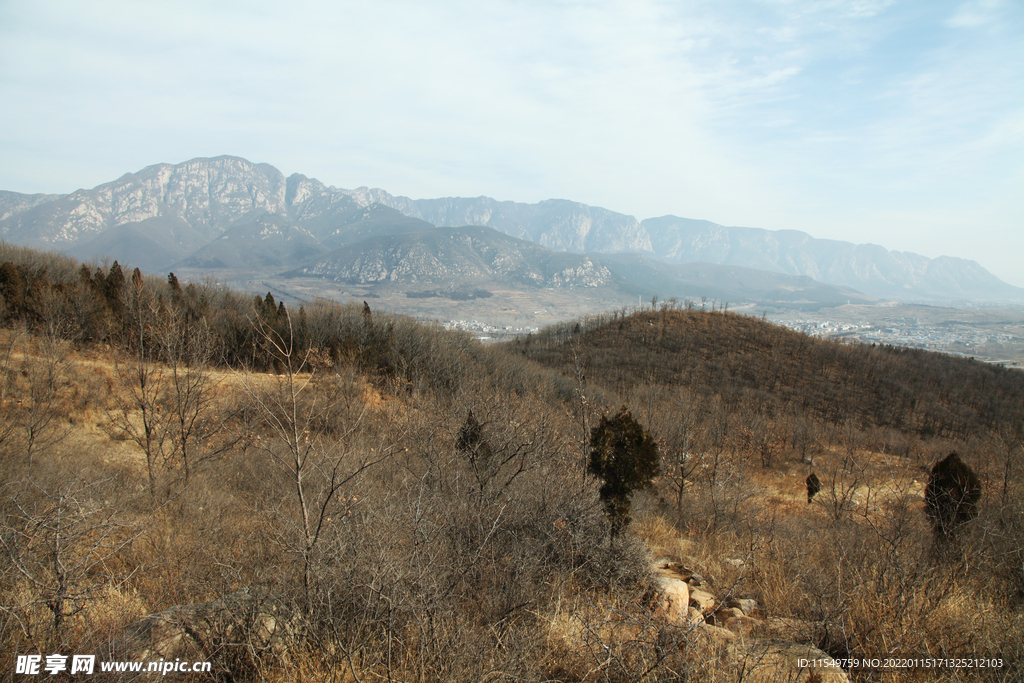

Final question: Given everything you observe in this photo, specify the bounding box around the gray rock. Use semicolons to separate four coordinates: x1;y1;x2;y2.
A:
110;589;298;666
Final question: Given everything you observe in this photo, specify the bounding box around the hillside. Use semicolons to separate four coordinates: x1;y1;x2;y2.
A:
284;226;616;289
592;254;876;309
2;244;1023;681
517;308;1024;444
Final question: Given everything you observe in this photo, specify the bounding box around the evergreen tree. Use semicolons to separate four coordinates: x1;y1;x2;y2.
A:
457;411;491;460
588;408;660;540
0;261;25;319
925;452;982;536
806;473;821;504
105;261;125;303
167;272;182;298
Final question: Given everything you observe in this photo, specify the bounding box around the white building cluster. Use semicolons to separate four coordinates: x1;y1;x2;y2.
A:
770;316;1020;364
442;320;539;337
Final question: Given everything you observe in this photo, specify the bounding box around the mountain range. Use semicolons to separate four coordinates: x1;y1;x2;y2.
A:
1;155;1020;303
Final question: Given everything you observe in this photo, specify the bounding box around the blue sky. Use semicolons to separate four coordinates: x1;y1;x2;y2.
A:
1;0;1022;287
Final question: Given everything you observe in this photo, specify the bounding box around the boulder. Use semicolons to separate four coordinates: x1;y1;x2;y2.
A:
688;587;717;613
110;589;298;664
757;617;850;653
695;624;735;646
652;558;678;573
714;607;744;622
726;598;758;616
652;577;691;625
652;559;702;586
723;615;760;636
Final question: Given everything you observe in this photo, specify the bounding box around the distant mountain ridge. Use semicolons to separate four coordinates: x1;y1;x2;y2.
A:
374;195;651;254
284;225;875;308
640;216;1016;301
0;155;1019;302
380;201;1019;301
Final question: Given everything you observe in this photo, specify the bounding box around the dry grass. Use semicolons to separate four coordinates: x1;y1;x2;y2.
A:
3;313;1024;682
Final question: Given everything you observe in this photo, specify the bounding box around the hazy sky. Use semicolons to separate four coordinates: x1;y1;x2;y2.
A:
1;0;1022;286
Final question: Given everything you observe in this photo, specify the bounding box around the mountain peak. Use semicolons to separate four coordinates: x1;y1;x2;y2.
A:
1;156;1020;302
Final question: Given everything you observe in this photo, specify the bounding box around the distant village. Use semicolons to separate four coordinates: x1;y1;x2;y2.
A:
770;316;1021;366
441;319;539;341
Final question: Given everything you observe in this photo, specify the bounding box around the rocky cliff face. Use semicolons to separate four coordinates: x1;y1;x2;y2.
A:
0;157;431;271
1;156;1019;302
641;216;1020;300
1;157;288;245
288;227;615;289
0;191;59;222
375;195;651;254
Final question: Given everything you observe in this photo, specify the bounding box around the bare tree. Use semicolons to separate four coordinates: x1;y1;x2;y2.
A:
156;305;230;486
654;387;702;522
814;452;864;522
107;299;166;498
991;422;1024;510
747;413;785;469
14;331;73;472
791;416;818;465
453;398;548;508
107;276;229;498
568;336;591;487
0;477;140;646
240;311;392;610
0;330;20;467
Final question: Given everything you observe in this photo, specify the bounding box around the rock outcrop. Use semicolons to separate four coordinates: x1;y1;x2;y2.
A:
650;559;850;682
109;589;298;667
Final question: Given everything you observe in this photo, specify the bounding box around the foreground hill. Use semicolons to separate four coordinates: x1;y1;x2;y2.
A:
2;155;1020;302
2;244;1023;680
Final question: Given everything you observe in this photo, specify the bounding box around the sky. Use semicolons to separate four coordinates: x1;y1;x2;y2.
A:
1;0;1022;286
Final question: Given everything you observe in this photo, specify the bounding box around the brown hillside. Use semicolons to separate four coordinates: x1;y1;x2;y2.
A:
518;308;1024;443
3;245;1024;681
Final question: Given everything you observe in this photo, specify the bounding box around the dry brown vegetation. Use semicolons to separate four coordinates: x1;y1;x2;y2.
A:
1;247;1023;681
523;307;1024;681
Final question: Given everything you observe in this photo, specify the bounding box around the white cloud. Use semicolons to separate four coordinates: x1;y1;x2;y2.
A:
946;0;1006;28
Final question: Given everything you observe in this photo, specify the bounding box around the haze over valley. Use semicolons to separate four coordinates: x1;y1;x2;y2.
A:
2;155;1022;361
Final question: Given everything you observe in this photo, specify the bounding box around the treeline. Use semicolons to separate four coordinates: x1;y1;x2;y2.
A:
0;245;514;397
